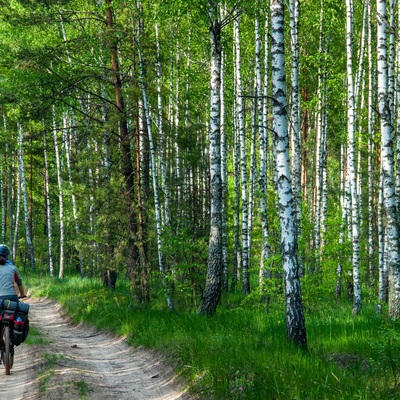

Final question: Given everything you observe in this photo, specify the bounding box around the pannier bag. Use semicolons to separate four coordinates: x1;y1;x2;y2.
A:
0;299;30;346
12;314;29;346
0;299;30;314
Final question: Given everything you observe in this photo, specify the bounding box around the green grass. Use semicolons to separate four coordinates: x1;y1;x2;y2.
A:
25;274;400;399
24;325;49;345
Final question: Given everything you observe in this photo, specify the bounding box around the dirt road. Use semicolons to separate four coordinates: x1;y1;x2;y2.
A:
0;298;190;400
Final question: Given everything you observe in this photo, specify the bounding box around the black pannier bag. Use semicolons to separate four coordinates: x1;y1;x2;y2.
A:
0;299;30;346
12;313;29;346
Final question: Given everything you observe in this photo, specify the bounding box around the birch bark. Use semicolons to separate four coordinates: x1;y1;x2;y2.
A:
12;166;20;261
346;0;361;314
43;132;54;277
199;0;223;315
52;106;65;279
220;5;229;292
17;124;35;270
367;1;375;288
377;0;400;317
234;13;250;294
289;0;301;242
396;0;400;232
271;0;307;348
259;9;271;290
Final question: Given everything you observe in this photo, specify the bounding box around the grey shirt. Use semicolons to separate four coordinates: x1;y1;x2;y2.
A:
0;260;22;298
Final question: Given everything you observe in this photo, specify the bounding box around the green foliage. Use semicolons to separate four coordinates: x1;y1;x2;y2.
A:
370;320;400;388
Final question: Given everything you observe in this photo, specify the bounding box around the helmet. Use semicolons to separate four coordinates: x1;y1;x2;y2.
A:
0;244;10;258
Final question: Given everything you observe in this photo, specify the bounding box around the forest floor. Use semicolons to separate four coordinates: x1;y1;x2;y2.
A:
0;297;190;400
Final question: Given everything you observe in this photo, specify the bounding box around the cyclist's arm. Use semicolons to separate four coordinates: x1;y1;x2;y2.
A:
18;284;26;298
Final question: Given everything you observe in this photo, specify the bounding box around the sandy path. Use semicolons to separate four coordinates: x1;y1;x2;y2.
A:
0;298;190;400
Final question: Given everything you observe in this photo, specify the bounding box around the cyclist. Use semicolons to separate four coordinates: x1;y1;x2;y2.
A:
0;244;26;303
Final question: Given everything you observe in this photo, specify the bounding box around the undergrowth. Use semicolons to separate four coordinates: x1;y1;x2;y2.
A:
25;273;400;399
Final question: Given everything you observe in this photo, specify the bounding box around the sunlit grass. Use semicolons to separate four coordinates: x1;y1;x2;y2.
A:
26;273;400;399
24;325;49;345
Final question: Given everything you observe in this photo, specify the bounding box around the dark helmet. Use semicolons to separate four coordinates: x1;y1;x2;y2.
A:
0;244;10;258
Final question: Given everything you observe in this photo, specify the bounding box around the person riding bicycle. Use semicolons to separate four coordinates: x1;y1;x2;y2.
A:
0;244;26;303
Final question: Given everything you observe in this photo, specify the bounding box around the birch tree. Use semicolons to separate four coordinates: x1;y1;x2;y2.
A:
376;0;400;317
259;7;271;291
346;0;361;314
17;124;35;269
43;131;54;277
52;106;65;279
270;0;307;349
289;0;301;242
234;12;250;295
367;1;375;288
199;0;223;316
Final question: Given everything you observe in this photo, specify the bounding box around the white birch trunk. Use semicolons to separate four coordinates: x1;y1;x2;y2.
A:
367;1;375;287
234;14;250;294
396;0;400;231
336;143;347;298
314;1;328;270
259;10;271;288
1;113;7;243
346;0;361;314
271;0;306;348
232;95;240;291
12;168;20;261
355;5;367;220
17;124;35;269
377;0;400;317
52;106;65;279
199;1;223;315
388;0;395;128
378;163;388;308
314;22;323;269
43;130;54;277
248;81;257;274
155;24;170;228
220;5;229;291
289;0;301;241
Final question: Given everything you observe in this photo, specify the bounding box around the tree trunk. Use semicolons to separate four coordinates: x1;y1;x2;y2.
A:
234;13;250;295
199;1;223;316
52;106;65;279
270;0;307;349
43;131;54;277
367;1;375;288
376;0;400;317
18;124;35;270
289;0;301;246
346;0;361;314
259;9;272;294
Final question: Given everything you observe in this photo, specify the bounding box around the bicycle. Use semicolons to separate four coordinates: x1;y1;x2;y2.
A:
0;297;29;375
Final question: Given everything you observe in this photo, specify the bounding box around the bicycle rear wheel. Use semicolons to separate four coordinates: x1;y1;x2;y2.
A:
2;325;11;375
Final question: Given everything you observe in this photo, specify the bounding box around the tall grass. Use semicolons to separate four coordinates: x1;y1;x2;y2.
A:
26;273;400;399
